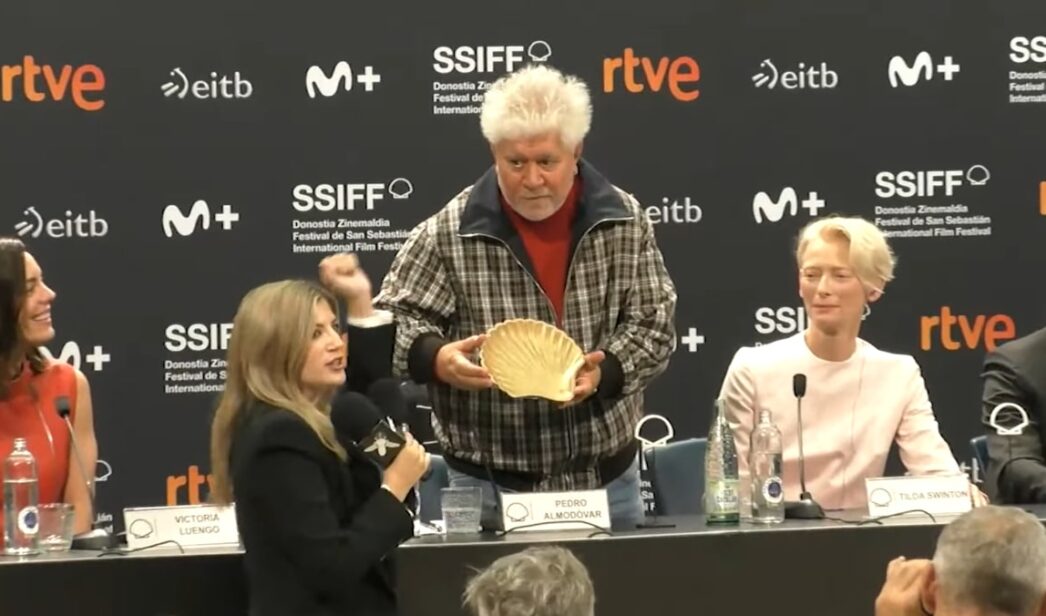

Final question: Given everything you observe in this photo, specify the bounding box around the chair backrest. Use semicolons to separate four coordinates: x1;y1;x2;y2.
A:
970;435;989;476
418;454;450;522
643;437;707;515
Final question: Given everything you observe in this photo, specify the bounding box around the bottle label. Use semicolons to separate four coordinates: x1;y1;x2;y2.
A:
709;479;739;513
17;506;39;536
761;477;784;505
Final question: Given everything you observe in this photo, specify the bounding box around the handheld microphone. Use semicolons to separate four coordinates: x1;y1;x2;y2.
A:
784;374;824;520
330;388;431;479
366;379;413;436
55;397;118;550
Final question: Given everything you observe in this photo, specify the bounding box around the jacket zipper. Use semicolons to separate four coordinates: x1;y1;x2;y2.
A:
461;214;631;480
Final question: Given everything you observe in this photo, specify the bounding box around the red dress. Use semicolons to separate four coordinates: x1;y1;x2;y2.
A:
0;362;78;505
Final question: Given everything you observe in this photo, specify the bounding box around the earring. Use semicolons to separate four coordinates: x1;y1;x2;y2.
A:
861;304;871;321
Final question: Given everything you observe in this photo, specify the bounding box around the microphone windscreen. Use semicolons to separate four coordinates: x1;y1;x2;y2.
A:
366;379;410;426
330;391;384;443
792;374;807;398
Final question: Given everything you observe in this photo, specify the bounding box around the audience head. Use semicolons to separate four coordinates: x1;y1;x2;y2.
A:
463;546;595;616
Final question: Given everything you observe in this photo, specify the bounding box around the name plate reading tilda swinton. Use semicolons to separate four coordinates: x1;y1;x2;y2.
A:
500;490;611;532
123;503;239;550
865;474;973;518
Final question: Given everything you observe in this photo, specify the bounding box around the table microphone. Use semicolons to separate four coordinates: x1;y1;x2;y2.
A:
55;396;119;550
784;374;824;520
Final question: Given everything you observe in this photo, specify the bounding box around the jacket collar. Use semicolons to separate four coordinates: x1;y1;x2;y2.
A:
457;158;631;241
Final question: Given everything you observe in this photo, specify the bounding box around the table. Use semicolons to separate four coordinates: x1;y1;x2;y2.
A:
3;507;1041;615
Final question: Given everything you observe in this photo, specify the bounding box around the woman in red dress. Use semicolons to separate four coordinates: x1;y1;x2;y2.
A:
0;237;97;534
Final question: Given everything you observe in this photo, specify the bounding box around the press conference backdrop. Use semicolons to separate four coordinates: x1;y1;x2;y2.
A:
1;0;1044;530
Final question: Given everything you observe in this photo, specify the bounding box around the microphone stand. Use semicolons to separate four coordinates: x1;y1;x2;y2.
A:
57;399;119;550
785;393;825;520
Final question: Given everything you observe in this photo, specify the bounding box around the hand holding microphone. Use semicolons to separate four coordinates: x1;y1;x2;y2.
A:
382;434;430;502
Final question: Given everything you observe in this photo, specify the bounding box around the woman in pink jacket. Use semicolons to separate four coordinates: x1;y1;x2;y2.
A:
719;215;982;512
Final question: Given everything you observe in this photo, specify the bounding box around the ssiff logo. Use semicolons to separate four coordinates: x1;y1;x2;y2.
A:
433;41;551;74
603;48;700;102
162;201;240;237
306;62;382;98
1;55;105;111
888;52;960;87
920;307;1015;351
752;187;826;223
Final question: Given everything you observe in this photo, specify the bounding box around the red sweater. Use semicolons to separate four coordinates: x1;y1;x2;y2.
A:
500;178;581;324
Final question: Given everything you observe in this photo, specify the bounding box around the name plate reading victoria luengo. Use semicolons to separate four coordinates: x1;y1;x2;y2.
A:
123;504;239;550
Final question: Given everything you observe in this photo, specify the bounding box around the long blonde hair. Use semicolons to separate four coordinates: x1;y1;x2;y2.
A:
209;279;347;504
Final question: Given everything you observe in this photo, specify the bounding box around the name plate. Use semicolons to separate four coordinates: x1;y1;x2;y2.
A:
123;504;240;550
865;475;972;518
500;490;611;533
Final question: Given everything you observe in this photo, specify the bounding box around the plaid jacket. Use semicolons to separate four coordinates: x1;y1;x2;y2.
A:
375;160;677;490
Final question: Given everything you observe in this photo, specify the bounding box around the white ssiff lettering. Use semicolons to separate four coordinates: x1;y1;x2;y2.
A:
292;184;386;212
432;46;526;74
754;306;808;335
165;323;234;353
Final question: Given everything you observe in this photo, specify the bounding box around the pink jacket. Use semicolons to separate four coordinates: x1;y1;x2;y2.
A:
718;333;961;511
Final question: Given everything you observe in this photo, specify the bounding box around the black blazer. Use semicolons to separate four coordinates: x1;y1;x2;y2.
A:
981;326;1046;503
230;320;413;616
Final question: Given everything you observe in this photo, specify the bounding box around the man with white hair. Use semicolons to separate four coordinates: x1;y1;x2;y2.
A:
375;64;677;529
875;506;1046;616
463;546;595;616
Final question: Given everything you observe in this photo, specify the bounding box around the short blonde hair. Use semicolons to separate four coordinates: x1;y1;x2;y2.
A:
795;216;896;291
480;64;592;149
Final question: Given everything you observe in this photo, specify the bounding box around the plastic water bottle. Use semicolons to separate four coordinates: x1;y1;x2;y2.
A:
705;399;739;524
750;410;785;524
4;438;40;556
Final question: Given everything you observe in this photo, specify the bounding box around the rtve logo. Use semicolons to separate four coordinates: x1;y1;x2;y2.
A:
1;55;105;111
165;323;234;353
1010;36;1046;63
602;48;700;102
162;200;240;238
919;307;1016;352
432;41;551;74
39;341;112;372
888;52;960;88
292;178;413;212
306;62;382;98
752;187;826;223
167;465;213;505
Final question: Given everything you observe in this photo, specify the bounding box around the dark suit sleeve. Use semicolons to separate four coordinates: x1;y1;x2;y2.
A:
981;350;1046;503
237;419;413;600
344;321;395;394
